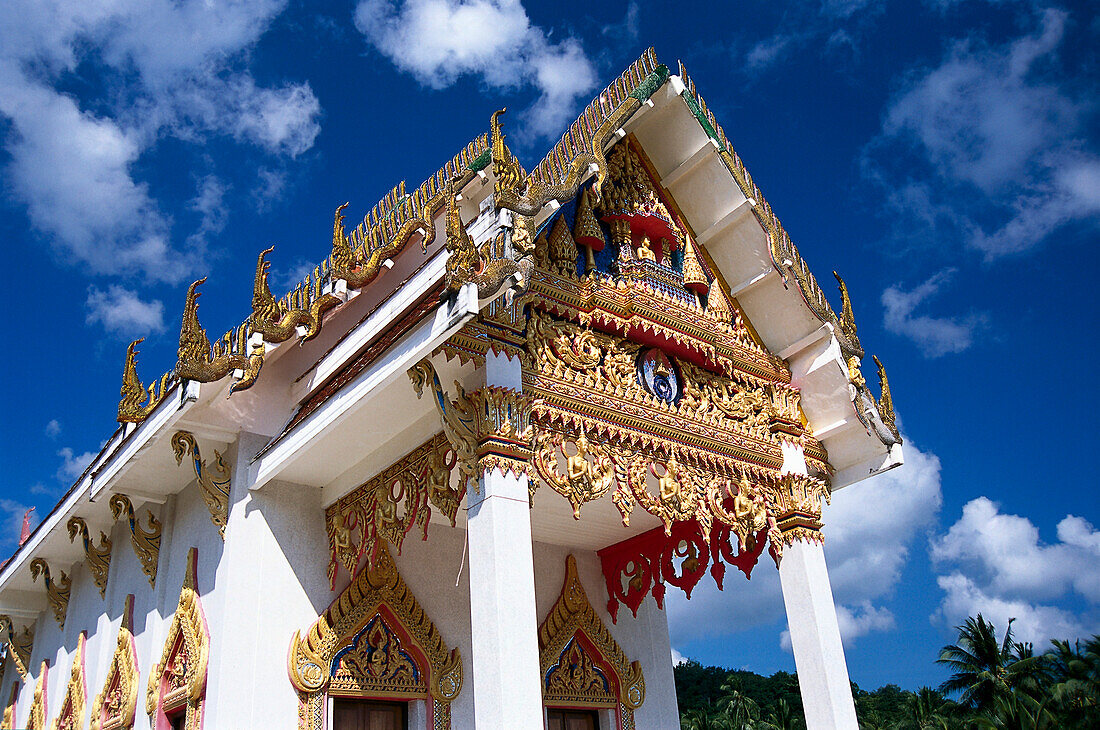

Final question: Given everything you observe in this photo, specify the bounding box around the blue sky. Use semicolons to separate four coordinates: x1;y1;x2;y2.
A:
1;0;1097;693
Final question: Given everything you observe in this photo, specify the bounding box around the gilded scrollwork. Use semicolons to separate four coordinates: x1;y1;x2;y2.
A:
324;434;456;589
109;495;161;588
175;278;264;392
147;548;208;730
66;516;112;597
0;617;32;680
533;430;615;518
443;170;527;301
249;246;341;344
50;631;86;730
625;450;708;535
117;339;170;424
289;546;462;730
409;360;479;490
29;559;70;628
171;431;231;539
539;555;645;723
90;595;138;730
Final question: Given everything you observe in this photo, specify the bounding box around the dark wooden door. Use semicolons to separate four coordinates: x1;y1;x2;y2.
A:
546;708;600;730
333;698;407;730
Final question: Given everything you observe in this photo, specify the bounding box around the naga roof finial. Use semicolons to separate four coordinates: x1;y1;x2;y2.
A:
833;271;858;343
491;108;526;202
118;339;147;423
331;202;354;275
873;355;899;439
177;278;212;367
444;173;480;292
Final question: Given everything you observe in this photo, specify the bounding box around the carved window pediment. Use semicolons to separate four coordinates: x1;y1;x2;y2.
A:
91;595;139;730
50;632;86;730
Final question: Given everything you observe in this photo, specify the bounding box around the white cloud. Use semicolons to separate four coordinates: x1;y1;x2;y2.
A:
868;8;1100;259
44;420;61;438
932;496;1100;602
668;439;943;651
56;447;95;483
671;646;686;666
0;0;320;282
745;34;796;71
86;286;165;338
882;269;985;357
354;0;596;139
185;175;229;252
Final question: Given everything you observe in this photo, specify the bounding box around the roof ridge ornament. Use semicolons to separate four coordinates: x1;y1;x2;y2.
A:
490;108;527;204
873;355;899;440
249;245;341;344
117;339;169;423
833;271;859;344
175;278;264;393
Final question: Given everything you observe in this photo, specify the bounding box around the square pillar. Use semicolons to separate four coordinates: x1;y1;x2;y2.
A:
776;440;858;730
466;350;544;728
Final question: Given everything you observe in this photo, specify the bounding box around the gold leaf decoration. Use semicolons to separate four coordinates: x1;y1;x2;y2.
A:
109;495;161;588
66;516;112;598
90;595;138;730
171;431;231;539
49;632;86;730
29;559;70;628
147;549;207;730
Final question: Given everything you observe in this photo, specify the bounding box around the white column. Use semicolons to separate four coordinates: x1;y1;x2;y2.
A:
777;440;858;730
466;351;543;728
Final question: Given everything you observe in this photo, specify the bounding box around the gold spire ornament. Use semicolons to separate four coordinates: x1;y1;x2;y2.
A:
175;278;264;392
681;239;709;295
491;108;527;203
573;186;605;274
66;516;112;598
547;215;578;277
29;559;70;628
117;339;170;424
109;495;162;588
705;281;734;324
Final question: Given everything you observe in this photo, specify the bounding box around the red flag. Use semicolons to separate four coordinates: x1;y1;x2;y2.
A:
18;507;35;546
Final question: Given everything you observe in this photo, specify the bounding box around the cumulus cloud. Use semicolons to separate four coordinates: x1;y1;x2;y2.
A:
0;0;320;282
671;646;686;666
44;420;61;438
354;0;597;139
882;269;985;357
866;8;1100;259
668;439;943;651
931;497;1100;643
56;447;95;483
86;286;165;339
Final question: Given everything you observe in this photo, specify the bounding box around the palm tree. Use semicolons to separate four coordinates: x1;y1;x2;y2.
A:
716;676;762;729
682;706;733;730
898;686;950;729
1043;637;1100;727
971;690;1056;730
767;698;797;730
937;615;1038;710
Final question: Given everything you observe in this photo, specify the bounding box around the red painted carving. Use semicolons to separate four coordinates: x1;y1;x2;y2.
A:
597;519;768;623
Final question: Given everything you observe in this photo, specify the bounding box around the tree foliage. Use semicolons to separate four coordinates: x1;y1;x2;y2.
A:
675;617;1099;730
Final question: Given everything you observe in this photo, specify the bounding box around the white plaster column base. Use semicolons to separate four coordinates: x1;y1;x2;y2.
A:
778;539;858;730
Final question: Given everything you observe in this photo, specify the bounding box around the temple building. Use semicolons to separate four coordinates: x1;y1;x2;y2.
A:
0;50;901;730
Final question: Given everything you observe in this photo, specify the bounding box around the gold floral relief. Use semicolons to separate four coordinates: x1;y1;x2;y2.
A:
324;433;456;589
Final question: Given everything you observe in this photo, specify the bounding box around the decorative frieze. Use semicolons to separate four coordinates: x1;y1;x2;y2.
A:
597;519;769;622
325;433;457;588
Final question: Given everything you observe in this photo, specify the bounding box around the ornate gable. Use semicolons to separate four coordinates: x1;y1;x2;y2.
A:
27;660;47;730
146;549;208;730
289;546;462;730
90;595;139;730
539;556;645;729
50;632;86;730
